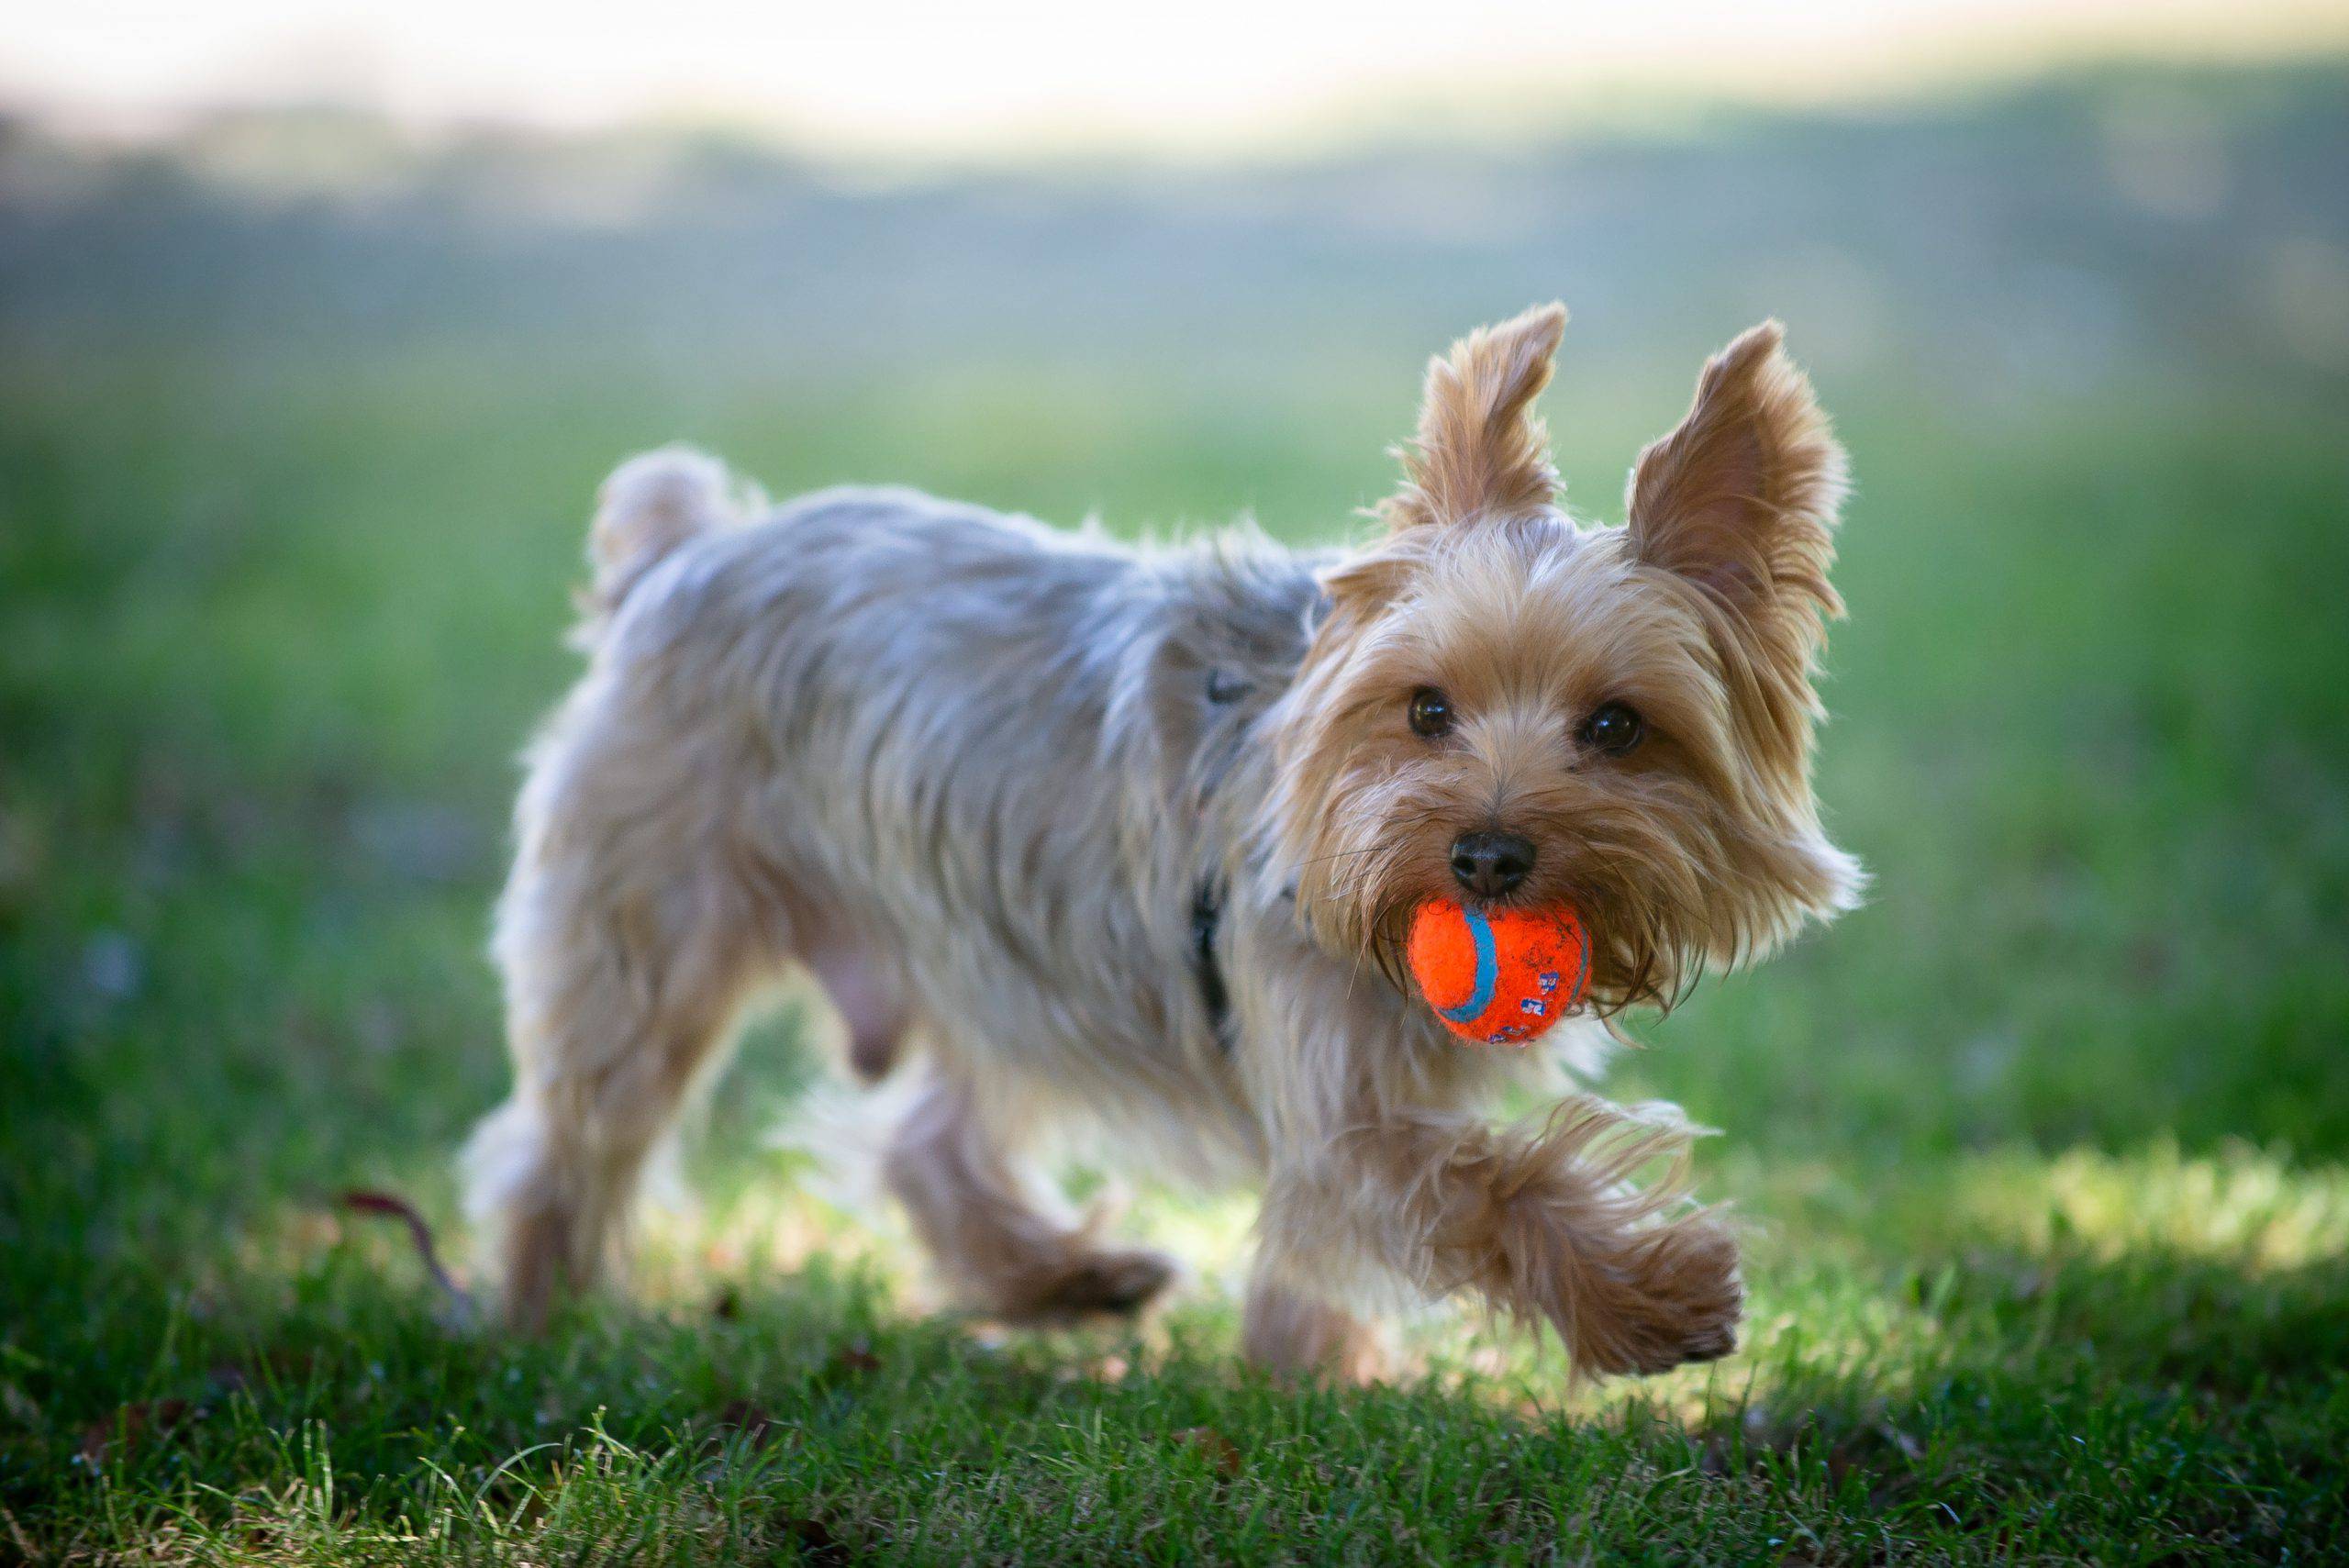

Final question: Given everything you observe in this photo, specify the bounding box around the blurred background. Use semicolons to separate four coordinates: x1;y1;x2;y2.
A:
3;4;2348;1545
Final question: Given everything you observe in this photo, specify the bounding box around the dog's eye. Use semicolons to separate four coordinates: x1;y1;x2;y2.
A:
1579;701;1645;756
1408;687;1454;739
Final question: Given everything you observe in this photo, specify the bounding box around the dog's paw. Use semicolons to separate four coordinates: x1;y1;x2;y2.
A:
1572;1215;1743;1378
998;1246;1178;1322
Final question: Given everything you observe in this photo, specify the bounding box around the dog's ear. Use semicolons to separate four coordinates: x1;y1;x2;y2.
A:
1631;323;1861;934
1383;303;1567;534
1627;321;1846;677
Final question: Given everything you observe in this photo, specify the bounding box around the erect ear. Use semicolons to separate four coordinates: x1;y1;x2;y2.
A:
1627;321;1847;668
1383;302;1567;533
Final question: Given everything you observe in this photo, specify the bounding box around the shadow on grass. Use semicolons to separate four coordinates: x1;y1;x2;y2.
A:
8;1132;2345;1562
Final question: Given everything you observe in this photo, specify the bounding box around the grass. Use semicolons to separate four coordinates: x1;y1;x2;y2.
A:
2;334;2346;1563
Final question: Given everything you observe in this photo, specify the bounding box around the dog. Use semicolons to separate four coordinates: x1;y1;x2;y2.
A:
463;304;1860;1380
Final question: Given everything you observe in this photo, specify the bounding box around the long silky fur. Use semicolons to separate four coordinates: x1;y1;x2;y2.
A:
463;305;1858;1380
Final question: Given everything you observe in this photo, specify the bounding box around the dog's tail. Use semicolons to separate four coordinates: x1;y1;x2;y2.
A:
575;445;751;641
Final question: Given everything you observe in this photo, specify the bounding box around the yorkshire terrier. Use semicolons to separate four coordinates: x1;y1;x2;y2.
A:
464;305;1860;1379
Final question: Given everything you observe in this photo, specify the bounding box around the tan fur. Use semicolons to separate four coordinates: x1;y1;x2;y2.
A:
883;1067;1177;1320
1384;302;1568;534
1241;1271;1390;1385
464;308;1859;1378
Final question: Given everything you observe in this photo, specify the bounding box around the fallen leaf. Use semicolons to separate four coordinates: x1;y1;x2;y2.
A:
776;1514;852;1565
79;1398;194;1464
1175;1426;1242;1477
830;1341;882;1376
713;1398;788;1451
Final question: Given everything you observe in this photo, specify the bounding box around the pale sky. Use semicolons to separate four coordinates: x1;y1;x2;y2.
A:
6;0;2346;161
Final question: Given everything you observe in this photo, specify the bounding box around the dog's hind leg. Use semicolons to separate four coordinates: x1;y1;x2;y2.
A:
465;710;776;1329
883;1067;1175;1321
1241;1262;1389;1385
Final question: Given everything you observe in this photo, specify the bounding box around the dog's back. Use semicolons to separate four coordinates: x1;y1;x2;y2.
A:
471;450;1319;1322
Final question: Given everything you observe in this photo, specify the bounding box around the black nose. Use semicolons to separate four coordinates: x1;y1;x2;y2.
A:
1450;830;1536;898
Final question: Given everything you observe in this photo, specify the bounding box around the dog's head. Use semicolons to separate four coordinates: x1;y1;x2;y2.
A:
1272;305;1863;1012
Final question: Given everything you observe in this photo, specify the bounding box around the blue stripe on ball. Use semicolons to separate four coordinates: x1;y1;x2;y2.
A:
1437;905;1499;1024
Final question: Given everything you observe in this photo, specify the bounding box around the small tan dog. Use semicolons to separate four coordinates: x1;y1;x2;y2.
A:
464;305;1859;1379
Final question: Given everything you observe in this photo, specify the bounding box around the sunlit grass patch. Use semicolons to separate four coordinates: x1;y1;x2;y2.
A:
1952;1141;2349;1272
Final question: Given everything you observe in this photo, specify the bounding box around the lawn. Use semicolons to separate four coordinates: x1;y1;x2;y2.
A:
2;334;2346;1563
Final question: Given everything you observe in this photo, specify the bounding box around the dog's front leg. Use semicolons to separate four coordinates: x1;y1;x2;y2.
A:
1255;1095;1742;1378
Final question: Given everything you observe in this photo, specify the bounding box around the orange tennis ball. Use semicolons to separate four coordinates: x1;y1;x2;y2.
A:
1406;899;1591;1046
